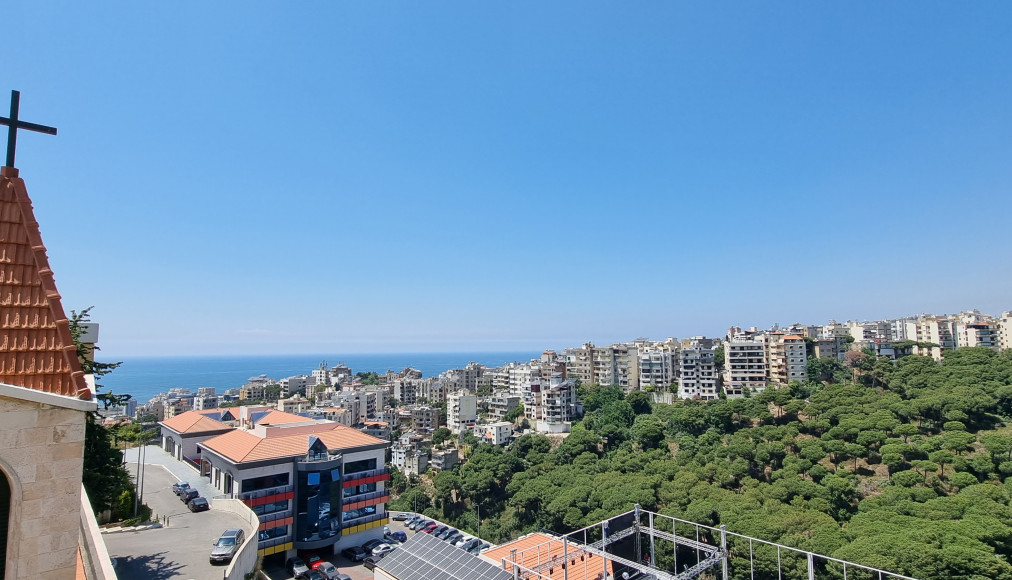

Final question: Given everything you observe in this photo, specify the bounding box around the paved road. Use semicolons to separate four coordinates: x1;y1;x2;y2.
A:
105;446;249;579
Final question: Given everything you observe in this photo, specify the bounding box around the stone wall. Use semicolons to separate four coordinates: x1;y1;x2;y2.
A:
0;393;88;580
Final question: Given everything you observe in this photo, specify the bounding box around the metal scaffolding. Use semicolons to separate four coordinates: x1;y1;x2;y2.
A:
502;505;919;580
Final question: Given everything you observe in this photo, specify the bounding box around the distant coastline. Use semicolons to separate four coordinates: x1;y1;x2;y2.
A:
99;351;540;404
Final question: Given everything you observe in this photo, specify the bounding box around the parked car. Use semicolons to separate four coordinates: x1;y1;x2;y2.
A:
444;531;464;544
428;525;447;536
187;497;209;512
422;523;439;534
436;527;455;539
209;528;245;564
362;556;384;571
459;538;482;552
315;561;342;580
454;536;473;547
286;556;310;578
392;512;410;521
408;518;428;531
385;530;407;543
341;546;368;562
171;481;190;495
305;553;323;569
469;542;490;554
307;571;326;580
180;489;199;503
372;543;395;557
361;539;385;553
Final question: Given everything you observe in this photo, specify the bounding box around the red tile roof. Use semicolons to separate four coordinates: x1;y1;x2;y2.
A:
482;533;613;580
160;410;231;434
0;167;88;399
201;422;385;463
256;410;311;425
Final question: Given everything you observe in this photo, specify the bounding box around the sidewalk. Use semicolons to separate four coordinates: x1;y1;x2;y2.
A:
123;444;219;500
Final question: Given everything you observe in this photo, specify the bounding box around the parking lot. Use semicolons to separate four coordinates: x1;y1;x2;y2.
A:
104;455;252;579
262;513;452;580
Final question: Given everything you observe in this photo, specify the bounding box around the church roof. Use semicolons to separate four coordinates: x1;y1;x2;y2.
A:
0;167;88;399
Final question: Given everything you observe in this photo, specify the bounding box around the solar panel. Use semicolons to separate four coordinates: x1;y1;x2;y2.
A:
378;531;511;580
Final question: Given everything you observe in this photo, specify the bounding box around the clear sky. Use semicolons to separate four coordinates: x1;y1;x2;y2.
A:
6;2;1012;357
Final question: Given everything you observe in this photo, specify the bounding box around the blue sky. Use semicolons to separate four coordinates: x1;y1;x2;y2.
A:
7;2;1012;357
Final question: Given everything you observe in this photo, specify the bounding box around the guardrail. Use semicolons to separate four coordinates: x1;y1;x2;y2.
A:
211;497;260;580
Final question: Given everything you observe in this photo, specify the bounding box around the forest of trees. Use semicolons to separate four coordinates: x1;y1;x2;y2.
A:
388;347;1012;579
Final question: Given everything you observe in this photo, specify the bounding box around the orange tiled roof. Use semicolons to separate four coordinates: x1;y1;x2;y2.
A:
202;422;384;463
0;167;88;399
482;533;613;580
783;335;804;340
160;410;231;434
256;410;311;425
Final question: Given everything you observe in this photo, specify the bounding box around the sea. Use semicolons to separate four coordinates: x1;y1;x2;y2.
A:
99;352;540;404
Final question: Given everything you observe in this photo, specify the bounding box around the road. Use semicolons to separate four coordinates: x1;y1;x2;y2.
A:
104;446;250;580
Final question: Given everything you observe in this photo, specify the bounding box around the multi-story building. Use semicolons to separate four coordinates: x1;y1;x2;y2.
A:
279;375;309;398
447;391;478;434
531;378;578;434
678;340;718;399
767;334;807;386
430;449;459;472
475;422;513;445
391;379;419;405
488;392;521;422
1002;312;1012;351
637;340;679;391
198;415;390;563
956;322;1001;351
902;315;957;360
330;391;377;424
278;394;311;414
406;406;438;431
723;340;767;396
192;395;217;411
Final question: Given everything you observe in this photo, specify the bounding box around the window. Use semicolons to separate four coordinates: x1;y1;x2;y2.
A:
252;500;289;516
344;458;377;475
241;473;289;493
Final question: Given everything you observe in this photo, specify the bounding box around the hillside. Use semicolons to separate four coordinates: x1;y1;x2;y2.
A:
388;347;1012;579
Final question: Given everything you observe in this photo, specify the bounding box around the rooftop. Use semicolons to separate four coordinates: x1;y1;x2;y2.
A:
0;167;88;399
200;420;385;463
482;533;612;580
160;410;232;435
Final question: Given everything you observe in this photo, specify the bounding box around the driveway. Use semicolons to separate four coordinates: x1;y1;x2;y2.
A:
104;446;251;579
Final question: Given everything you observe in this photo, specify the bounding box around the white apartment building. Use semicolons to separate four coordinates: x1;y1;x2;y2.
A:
902;316;957;360
279;375;309;398
678;341;718;400
956;322;1001;351
447;391;478;434
278;394;311;414
392;379;419;404
1002;312;1012;351
193;395;218;411
531;378;578;434
637;340;679;390
475;422;513;445
723;340;768;396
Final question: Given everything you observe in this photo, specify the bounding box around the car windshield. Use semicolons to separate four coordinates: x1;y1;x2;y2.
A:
216;538;236;547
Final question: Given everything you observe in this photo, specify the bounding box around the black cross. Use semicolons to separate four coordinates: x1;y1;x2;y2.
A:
0;90;57;169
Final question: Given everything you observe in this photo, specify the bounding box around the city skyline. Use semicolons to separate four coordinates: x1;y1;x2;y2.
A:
7;3;1012;357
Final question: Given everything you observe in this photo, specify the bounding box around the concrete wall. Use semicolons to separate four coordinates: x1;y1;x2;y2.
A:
0;392;90;580
210;498;259;580
77;486;115;580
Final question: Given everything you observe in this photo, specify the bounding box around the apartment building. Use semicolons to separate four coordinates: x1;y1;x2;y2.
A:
279;375;309;398
1002;312;1012;351
637;340;680;390
678;340;718;400
956;322;1001;350
475;422;513;445
531;378;578;434
197;414;390;562
902;316;957;360
767;334;808;386
723;340;768;396
430;449;459;472
404;405;439;431
447;391;478;434
488;392;521;421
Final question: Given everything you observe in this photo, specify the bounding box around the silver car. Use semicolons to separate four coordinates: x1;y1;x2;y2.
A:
209;528;245;564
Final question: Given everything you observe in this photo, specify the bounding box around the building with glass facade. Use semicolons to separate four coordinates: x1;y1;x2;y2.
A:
195;411;390;563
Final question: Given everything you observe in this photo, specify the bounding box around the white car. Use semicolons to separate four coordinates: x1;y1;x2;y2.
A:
453;536;472;547
316;562;343;580
372;543;396;557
